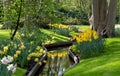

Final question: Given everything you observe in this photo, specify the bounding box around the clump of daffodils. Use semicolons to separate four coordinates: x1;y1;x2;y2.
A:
71;30;104;59
71;30;99;43
49;24;71;30
0;56;17;76
48;51;68;58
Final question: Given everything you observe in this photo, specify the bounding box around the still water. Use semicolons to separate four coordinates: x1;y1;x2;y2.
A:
39;48;74;76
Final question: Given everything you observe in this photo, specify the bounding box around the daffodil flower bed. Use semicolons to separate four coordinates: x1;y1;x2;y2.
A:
49;24;78;37
71;30;105;58
0;27;53;75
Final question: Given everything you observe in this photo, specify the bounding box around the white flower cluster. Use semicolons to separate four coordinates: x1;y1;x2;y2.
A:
1;56;13;64
7;64;17;73
0;56;17;73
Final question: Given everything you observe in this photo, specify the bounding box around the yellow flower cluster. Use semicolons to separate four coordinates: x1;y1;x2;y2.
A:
49;24;71;30
3;46;9;54
20;44;25;50
72;30;99;43
36;46;41;51
16;50;21;55
14;50;21;59
48;51;68;58
0;50;4;54
27;52;42;62
28;52;42;58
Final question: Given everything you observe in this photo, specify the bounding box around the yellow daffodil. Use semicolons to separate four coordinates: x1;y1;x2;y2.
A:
16;50;21;55
21;33;25;37
36;46;41;51
20;45;25;50
38;62;42;66
4;46;8;52
0;50;3;54
34;58;39;62
43;60;47;63
42;50;46;54
27;57;31;61
14;54;18;59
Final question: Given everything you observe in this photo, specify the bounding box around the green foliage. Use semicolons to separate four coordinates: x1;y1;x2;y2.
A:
0;64;13;76
1;0;21;29
12;67;26;76
53;28;71;37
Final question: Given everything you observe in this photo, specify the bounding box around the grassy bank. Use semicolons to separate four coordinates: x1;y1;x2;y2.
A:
0;30;10;40
64;37;120;76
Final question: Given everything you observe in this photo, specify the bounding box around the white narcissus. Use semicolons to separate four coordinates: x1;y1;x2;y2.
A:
7;64;17;73
1;56;14;64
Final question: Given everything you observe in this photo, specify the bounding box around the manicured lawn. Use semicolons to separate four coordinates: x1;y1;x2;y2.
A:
64;37;120;76
0;30;10;40
76;25;90;30
40;29;70;41
0;24;3;28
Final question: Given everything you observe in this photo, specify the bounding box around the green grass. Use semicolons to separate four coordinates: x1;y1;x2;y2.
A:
0;24;3;28
64;37;120;76
76;25;90;30
40;29;70;41
12;67;26;76
0;30;10;40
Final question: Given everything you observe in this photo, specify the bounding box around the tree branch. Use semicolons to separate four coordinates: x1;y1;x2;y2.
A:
10;0;22;40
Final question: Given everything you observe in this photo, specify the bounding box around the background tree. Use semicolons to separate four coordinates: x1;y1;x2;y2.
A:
90;0;117;37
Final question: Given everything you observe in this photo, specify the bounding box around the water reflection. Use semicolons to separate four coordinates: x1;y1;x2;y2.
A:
39;48;73;76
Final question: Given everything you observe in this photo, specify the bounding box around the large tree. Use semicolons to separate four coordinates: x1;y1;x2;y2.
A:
90;0;117;37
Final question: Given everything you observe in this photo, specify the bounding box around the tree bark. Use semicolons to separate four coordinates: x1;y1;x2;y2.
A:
97;0;107;36
91;0;99;31
90;0;117;37
104;0;117;37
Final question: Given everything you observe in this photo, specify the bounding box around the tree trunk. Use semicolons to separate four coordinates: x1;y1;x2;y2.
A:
90;0;117;37
10;0;22;40
56;0;60;3
91;0;99;30
97;0;107;36
2;0;7;29
103;0;117;37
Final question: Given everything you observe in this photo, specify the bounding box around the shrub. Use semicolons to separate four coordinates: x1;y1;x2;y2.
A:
71;30;105;59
